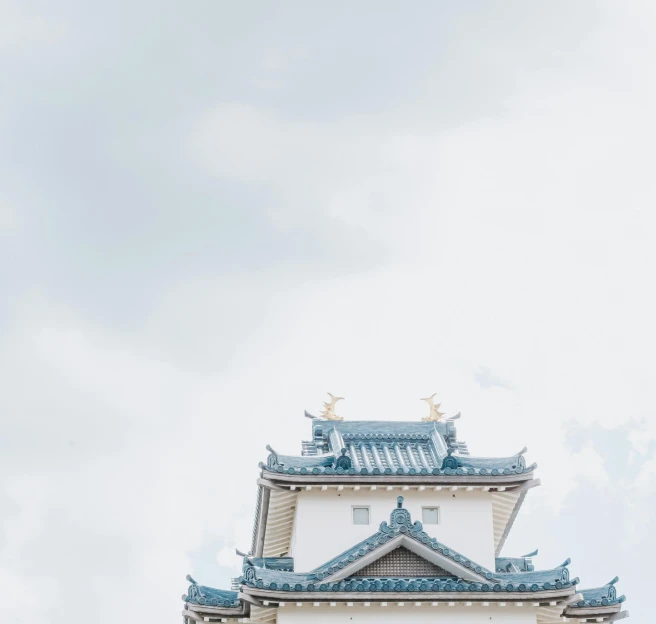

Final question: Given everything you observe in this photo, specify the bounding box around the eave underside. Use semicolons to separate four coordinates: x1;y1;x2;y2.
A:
242;587;577;603
261;489;298;558
184;601;627;624
538;604;628;624
182;601;250;622
184;600;601;624
263;471;534;486
492;488;526;555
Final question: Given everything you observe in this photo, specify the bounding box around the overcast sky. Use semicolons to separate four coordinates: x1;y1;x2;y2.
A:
1;1;655;622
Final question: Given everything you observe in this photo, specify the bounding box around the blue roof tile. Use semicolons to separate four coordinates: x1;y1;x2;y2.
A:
496;550;537;573
247;557;294;571
238;498;577;596
261;419;535;478
182;576;241;608
570;577;626;608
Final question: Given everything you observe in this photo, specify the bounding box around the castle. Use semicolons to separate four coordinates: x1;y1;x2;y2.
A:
181;397;627;623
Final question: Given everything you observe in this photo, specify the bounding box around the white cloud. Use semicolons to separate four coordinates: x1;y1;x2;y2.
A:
0;1;69;49
1;1;656;622
0;200;20;233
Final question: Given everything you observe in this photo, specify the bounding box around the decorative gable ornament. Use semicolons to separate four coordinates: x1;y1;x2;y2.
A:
320;392;344;420
334;448;352;470
317;496;494;584
420;393;445;421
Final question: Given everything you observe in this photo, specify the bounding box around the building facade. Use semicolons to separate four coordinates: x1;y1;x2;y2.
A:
181;401;628;623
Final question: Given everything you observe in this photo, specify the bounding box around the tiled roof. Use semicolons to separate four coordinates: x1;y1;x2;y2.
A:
183;500;627;615
248;557;294;571
241;573;575;595
492;564;571;587
570;577;626;609
261;419;535;478
496;550;537;573
239;498;578;595
182;575;241;608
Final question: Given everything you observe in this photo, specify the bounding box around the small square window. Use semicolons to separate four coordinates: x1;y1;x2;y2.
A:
352;507;370;525
422;507;439;524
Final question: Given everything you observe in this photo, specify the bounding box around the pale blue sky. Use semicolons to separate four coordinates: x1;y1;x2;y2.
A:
1;2;654;622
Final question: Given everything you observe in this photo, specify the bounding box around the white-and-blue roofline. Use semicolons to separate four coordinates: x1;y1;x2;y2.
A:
496;550;537;573
240;497;576;592
568;577;626;609
261;418;535;480
184;498;627;621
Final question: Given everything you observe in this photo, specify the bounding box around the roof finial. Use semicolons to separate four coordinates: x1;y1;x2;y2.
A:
321;393;344;420
397;495;404;508
420;393;445;422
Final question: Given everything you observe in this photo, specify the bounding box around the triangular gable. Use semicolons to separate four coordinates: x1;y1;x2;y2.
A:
311;496;495;584
353;546;455;578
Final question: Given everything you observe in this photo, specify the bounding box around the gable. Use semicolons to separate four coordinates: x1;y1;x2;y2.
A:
323;534;489;583
315;496;493;584
352;546;456;578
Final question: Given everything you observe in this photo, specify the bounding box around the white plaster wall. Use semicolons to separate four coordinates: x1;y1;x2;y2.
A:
290;489;495;572
278;604;537;624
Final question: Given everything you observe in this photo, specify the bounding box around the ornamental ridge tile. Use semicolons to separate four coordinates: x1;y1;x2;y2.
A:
496;552;537;573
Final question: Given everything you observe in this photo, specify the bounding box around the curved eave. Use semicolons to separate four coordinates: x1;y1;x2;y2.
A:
241;586;577;603
182;601;249;621
565;603;622;617
261;470;535;486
